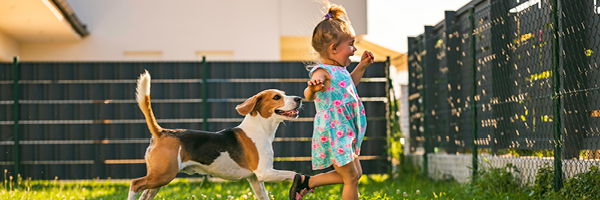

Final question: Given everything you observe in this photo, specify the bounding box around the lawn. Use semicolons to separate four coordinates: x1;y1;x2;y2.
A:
1;173;469;200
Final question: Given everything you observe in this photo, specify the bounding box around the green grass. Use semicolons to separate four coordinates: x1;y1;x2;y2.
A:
0;173;523;200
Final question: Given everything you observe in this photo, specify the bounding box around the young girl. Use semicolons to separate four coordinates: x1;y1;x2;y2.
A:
289;2;374;200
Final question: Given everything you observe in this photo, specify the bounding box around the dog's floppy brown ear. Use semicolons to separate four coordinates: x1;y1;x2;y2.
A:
236;92;263;116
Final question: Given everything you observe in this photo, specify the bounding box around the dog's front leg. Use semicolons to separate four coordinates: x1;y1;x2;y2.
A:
254;169;296;182
247;175;269;200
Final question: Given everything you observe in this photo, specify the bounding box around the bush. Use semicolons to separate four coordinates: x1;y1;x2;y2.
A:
467;160;529;199
558;166;600;199
531;163;556;198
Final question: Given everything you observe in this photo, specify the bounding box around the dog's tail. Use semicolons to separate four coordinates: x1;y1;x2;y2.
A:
136;70;163;138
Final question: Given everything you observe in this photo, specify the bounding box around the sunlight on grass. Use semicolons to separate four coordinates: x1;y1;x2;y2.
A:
1;172;473;200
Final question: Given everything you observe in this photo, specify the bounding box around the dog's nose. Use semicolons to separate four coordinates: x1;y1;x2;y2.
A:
294;97;302;103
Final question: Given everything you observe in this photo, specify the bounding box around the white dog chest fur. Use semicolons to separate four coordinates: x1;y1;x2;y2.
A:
178;152;253;180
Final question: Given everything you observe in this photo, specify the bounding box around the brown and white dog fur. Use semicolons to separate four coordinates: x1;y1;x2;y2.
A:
128;71;301;200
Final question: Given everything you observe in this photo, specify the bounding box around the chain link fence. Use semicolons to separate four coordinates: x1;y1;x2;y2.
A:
408;0;600;190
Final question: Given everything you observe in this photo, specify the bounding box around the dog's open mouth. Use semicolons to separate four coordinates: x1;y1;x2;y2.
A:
275;109;299;118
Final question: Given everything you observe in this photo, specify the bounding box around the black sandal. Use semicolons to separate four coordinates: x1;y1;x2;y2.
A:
289;173;312;200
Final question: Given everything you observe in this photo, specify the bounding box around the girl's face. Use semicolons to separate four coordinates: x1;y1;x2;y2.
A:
329;36;357;67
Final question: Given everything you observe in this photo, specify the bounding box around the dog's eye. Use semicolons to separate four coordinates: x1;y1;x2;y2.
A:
273;95;281;100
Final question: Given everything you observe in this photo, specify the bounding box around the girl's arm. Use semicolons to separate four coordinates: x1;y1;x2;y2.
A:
304;68;330;101
350;50;374;86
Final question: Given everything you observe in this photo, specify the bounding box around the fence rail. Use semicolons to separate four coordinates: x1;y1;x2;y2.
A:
408;0;600;190
0;60;390;180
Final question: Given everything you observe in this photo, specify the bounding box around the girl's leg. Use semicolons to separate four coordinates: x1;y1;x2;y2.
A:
307;170;344;188
306;154;361;188
353;154;362;178
332;158;360;200
300;154;361;200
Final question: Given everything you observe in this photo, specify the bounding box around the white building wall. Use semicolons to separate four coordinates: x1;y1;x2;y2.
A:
16;0;366;62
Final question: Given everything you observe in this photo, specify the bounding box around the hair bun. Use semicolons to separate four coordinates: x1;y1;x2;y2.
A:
325;2;347;20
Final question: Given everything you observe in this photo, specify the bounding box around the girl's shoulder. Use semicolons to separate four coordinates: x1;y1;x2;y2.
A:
309;63;332;70
309;63;334;76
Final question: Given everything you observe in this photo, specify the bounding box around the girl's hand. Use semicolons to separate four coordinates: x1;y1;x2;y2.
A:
360;50;374;67
350;51;374;86
305;68;329;101
307;78;325;92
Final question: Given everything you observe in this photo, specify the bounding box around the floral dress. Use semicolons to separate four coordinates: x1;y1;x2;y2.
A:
309;64;367;170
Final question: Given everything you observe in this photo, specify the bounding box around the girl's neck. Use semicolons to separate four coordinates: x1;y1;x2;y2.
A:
322;59;345;67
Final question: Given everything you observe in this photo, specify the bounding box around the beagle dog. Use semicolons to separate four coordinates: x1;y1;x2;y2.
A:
128;71;302;200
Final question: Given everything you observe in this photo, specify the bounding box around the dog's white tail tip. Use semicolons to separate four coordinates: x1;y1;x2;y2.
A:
136;70;151;103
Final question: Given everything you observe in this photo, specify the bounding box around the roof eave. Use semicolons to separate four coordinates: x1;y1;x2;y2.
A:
52;0;89;37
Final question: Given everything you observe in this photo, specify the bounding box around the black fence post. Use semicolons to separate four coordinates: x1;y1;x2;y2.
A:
422;25;434;176
387;57;395;132
444;10;458;155
416;35;427;173
416;36;426;173
468;6;478;178
385;56;393;173
551;0;563;192
12;56;20;178
202;56;209;131
408;35;426;167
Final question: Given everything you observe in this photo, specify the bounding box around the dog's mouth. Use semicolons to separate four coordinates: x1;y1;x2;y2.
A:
275;108;300;118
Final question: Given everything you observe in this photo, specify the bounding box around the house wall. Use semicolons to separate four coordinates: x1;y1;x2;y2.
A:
280;0;367;36
0;31;18;61
17;0;366;62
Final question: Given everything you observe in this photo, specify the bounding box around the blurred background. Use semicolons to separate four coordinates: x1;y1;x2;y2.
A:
0;0;469;180
3;0;600;197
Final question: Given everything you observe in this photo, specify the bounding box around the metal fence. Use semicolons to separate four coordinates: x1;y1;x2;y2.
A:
0;59;391;180
408;0;600;189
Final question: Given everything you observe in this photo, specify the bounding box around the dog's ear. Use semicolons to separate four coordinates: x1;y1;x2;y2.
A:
236;92;263;116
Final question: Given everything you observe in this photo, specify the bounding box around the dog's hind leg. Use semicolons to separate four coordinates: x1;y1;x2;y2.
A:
127;185;139;200
139;187;161;200
128;140;180;199
128;166;176;200
128;175;172;200
247;174;269;200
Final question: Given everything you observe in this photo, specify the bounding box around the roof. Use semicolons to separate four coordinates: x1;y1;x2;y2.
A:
354;36;406;71
0;0;88;42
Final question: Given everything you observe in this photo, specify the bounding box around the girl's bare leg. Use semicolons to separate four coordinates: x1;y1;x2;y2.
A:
303;154;362;200
332;158;360;200
353;155;362;179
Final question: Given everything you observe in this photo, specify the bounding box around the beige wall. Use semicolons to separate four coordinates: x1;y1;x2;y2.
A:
280;0;367;36
13;0;366;62
0;31;18;61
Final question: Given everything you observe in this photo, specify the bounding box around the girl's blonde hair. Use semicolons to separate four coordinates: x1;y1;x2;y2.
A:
311;2;355;61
